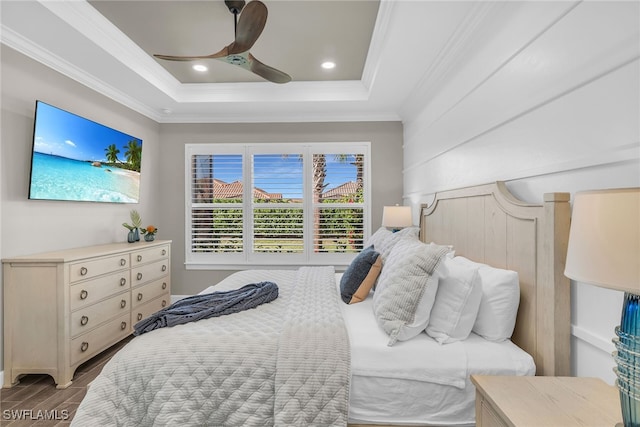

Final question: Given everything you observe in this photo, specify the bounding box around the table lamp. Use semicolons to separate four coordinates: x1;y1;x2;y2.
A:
564;188;639;427
382;205;412;232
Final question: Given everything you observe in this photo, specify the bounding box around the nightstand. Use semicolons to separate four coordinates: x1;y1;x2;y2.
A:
471;375;623;427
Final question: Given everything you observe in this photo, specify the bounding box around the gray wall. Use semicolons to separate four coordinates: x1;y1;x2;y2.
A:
0;46;161;372
158;121;404;296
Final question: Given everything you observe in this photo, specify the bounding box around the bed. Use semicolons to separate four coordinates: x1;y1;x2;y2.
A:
72;182;571;426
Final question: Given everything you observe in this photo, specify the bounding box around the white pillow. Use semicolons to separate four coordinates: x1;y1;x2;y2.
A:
426;256;482;344
454;256;520;342
372;239;449;345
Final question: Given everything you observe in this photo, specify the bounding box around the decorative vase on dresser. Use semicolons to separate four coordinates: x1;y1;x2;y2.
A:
2;240;171;389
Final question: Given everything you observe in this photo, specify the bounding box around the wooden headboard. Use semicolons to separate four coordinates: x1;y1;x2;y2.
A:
419;182;571;376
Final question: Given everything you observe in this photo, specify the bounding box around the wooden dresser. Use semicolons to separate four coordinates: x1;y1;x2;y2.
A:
3;240;171;389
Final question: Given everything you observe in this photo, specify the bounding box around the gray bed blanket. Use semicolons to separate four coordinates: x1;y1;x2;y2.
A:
71;267;350;426
133;281;278;335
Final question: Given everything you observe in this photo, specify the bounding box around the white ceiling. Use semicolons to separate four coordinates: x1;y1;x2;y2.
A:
0;0;485;123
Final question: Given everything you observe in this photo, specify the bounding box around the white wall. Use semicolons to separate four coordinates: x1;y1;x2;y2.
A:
401;1;639;384
0;46;161;375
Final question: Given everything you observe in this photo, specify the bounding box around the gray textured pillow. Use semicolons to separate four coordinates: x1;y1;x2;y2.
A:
340;246;382;304
372;239;449;345
366;226;420;262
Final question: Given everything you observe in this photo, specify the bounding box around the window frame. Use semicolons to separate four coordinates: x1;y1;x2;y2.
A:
185;142;371;270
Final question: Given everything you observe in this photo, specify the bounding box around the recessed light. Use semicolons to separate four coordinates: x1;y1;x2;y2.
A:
193;64;208;72
321;61;336;70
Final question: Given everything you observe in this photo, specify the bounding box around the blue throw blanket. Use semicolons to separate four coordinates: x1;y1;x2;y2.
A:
134;281;279;336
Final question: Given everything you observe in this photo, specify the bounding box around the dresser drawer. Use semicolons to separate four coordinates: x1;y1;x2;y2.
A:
133;294;170;324
132;278;170;309
70;271;131;311
69;254;129;283
131;244;170;267
70;313;130;365
131;259;169;287
70;291;130;338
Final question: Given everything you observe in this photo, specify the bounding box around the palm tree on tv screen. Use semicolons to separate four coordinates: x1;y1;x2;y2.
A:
124;139;142;172
104;144;120;164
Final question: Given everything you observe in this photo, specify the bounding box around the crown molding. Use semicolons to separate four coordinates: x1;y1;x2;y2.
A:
38;0;181;99
361;0;397;91
0;24;162;122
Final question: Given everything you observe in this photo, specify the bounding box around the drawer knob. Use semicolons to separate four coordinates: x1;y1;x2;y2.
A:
80;267;88;276
80;290;88;300
137;313;143;321
137;272;143;281
137;255;142;262
161;264;167;272
120;277;127;286
162;300;167;307
162;249;167;256
162;282;167;290
81;342;89;352
120;258;127;266
137;293;143;301
121;321;127;330
80;315;89;326
120;299;127;309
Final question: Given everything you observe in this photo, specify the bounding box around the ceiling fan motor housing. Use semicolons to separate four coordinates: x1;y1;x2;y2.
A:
226;54;248;66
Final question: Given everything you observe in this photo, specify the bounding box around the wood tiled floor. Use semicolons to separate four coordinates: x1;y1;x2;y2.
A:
0;336;132;426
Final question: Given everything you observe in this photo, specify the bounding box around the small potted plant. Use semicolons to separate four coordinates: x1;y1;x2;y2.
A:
123;210;142;243
141;225;158;242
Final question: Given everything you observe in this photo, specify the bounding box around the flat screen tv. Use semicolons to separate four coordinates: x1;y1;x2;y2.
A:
28;100;143;203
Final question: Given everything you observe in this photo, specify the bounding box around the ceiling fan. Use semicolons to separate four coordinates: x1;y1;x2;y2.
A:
154;0;291;84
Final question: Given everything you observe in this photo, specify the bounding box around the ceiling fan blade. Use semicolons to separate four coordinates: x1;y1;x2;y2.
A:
154;46;228;62
248;53;291;84
228;0;267;55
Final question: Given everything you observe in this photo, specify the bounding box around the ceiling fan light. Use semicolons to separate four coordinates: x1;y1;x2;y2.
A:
321;61;336;70
192;64;208;72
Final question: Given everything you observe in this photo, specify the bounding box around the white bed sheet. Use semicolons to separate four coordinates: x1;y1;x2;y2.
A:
337;274;536;426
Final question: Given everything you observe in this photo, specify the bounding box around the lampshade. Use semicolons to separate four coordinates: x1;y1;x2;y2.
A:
564;188;640;294
382;205;412;229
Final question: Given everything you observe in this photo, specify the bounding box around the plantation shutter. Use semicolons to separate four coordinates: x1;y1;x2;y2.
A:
251;153;304;254
188;148;245;262
312;153;365;253
185;143;370;268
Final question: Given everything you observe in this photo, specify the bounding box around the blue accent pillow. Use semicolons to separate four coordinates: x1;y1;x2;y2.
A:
340;245;382;304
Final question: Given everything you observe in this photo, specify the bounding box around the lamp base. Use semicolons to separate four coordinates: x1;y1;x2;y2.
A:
614;292;640;427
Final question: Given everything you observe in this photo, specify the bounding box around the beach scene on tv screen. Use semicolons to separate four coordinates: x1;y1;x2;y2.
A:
29;102;142;203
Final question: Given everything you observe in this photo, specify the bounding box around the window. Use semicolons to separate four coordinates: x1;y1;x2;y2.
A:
185;143;370;268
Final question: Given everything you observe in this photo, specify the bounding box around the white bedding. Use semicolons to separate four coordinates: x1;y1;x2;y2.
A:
338;274;536;426
72;268;350;427
75;268;534;427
